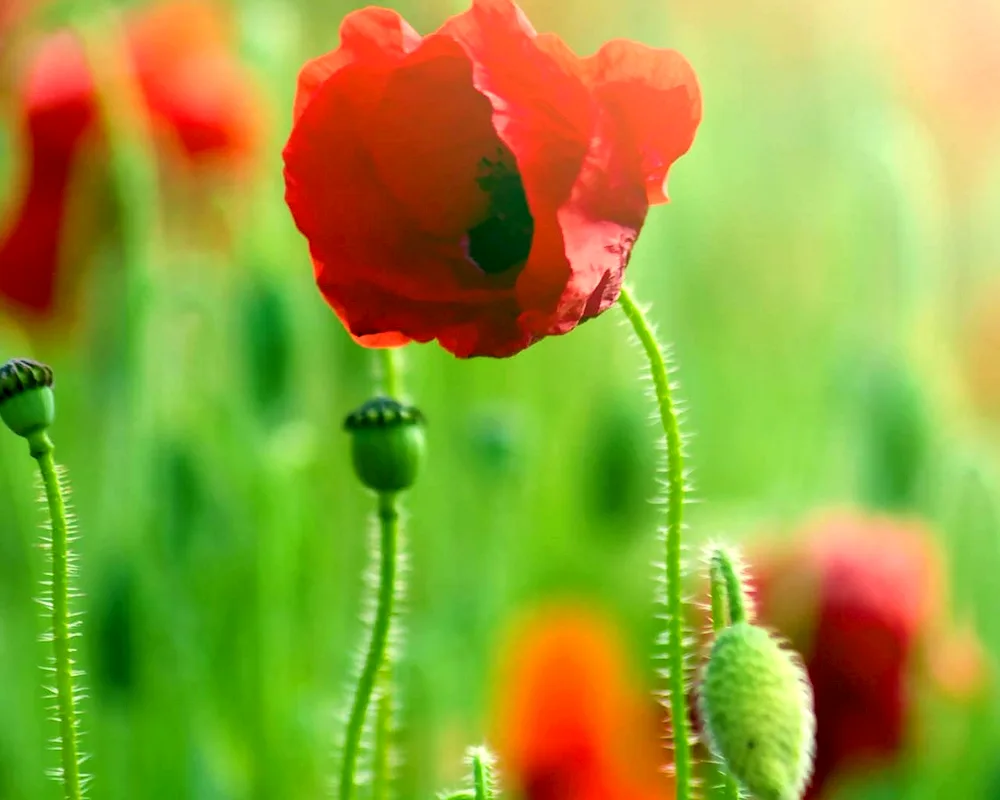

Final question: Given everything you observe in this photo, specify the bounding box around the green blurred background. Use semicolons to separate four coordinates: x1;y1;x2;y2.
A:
1;0;1000;798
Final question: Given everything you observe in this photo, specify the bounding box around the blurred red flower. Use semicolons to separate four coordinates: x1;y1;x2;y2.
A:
746;513;985;798
283;0;701;358
0;0;261;320
490;603;673;800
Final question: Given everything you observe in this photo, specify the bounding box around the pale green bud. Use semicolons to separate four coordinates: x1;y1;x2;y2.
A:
699;622;815;800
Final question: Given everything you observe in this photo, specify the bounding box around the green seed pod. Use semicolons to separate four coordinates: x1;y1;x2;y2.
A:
344;396;425;492
0;358;55;438
699;622;815;800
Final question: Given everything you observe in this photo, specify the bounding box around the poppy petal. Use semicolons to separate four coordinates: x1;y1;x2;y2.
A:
367;35;498;239
517;113;647;336
438;0;594;211
293;7;421;121
583;40;702;204
285;60;527;354
285;61;512;303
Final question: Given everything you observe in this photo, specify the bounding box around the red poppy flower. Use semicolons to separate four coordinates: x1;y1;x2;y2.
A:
0;0;261;320
283;0;701;358
490;602;673;800
746;513;985;798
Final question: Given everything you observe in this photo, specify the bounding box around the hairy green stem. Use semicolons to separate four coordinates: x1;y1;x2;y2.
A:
618;285;692;799
371;345;403;798
708;551;744;800
29;432;83;800
710;550;746;626
339;492;399;800
371;677;392;800
471;750;491;800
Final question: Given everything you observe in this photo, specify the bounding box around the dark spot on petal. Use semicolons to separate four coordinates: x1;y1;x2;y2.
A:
466;148;534;275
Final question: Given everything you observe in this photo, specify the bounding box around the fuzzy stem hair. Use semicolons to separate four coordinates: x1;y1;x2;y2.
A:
618;285;694;800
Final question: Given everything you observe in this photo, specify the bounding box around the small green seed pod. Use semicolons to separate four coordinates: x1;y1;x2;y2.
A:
699;622;815;800
0;358;55;439
344;396;425;492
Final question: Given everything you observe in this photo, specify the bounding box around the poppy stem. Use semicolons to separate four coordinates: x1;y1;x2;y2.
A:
470;746;495;800
372;346;403;798
340;346;408;800
708;548;746;800
371;676;393;800
339;491;399;800
709;548;747;627
380;348;402;400
29;432;85;800
617;285;693;800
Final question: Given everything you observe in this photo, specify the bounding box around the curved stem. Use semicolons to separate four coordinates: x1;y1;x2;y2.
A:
372;345;403;799
29;432;83;800
618;285;692;800
339;492;399;800
710;549;747;626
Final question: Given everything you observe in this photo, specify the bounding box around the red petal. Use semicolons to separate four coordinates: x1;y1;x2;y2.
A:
320;271;530;357
367;35;498;239
0;160;74;316
517;111;648;336
583;40;702;204
292;7;420;122
285;59;529;356
22;31;96;153
438;0;594;212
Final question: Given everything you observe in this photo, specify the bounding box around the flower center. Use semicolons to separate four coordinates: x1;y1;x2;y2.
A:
465;149;534;275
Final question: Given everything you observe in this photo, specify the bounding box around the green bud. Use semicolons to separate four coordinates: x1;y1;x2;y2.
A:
0;358;55;438
344;396;425;492
699;622;815;800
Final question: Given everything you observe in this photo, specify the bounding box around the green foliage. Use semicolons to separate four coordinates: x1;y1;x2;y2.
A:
0;0;999;798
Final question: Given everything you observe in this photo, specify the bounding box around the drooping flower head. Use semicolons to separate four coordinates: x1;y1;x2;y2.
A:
490;602;673;800
0;0;261;321
747;513;985;798
283;0;701;358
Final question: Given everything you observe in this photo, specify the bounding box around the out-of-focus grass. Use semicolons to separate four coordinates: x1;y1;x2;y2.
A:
1;0;999;798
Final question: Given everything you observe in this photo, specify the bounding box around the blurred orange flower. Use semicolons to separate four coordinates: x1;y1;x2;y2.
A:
0;0;261;321
746;513;986;798
490;602;672;800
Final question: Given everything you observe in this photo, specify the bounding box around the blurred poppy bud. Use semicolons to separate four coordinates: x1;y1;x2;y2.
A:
241;274;292;424
0;357;55;439
91;560;138;698
699;622;815;800
344;397;425;493
584;392;655;532
467;406;521;481
858;357;929;510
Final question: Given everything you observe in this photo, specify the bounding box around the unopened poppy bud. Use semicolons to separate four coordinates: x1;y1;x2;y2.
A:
344;396;425;492
699;622;815;800
0;357;55;439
